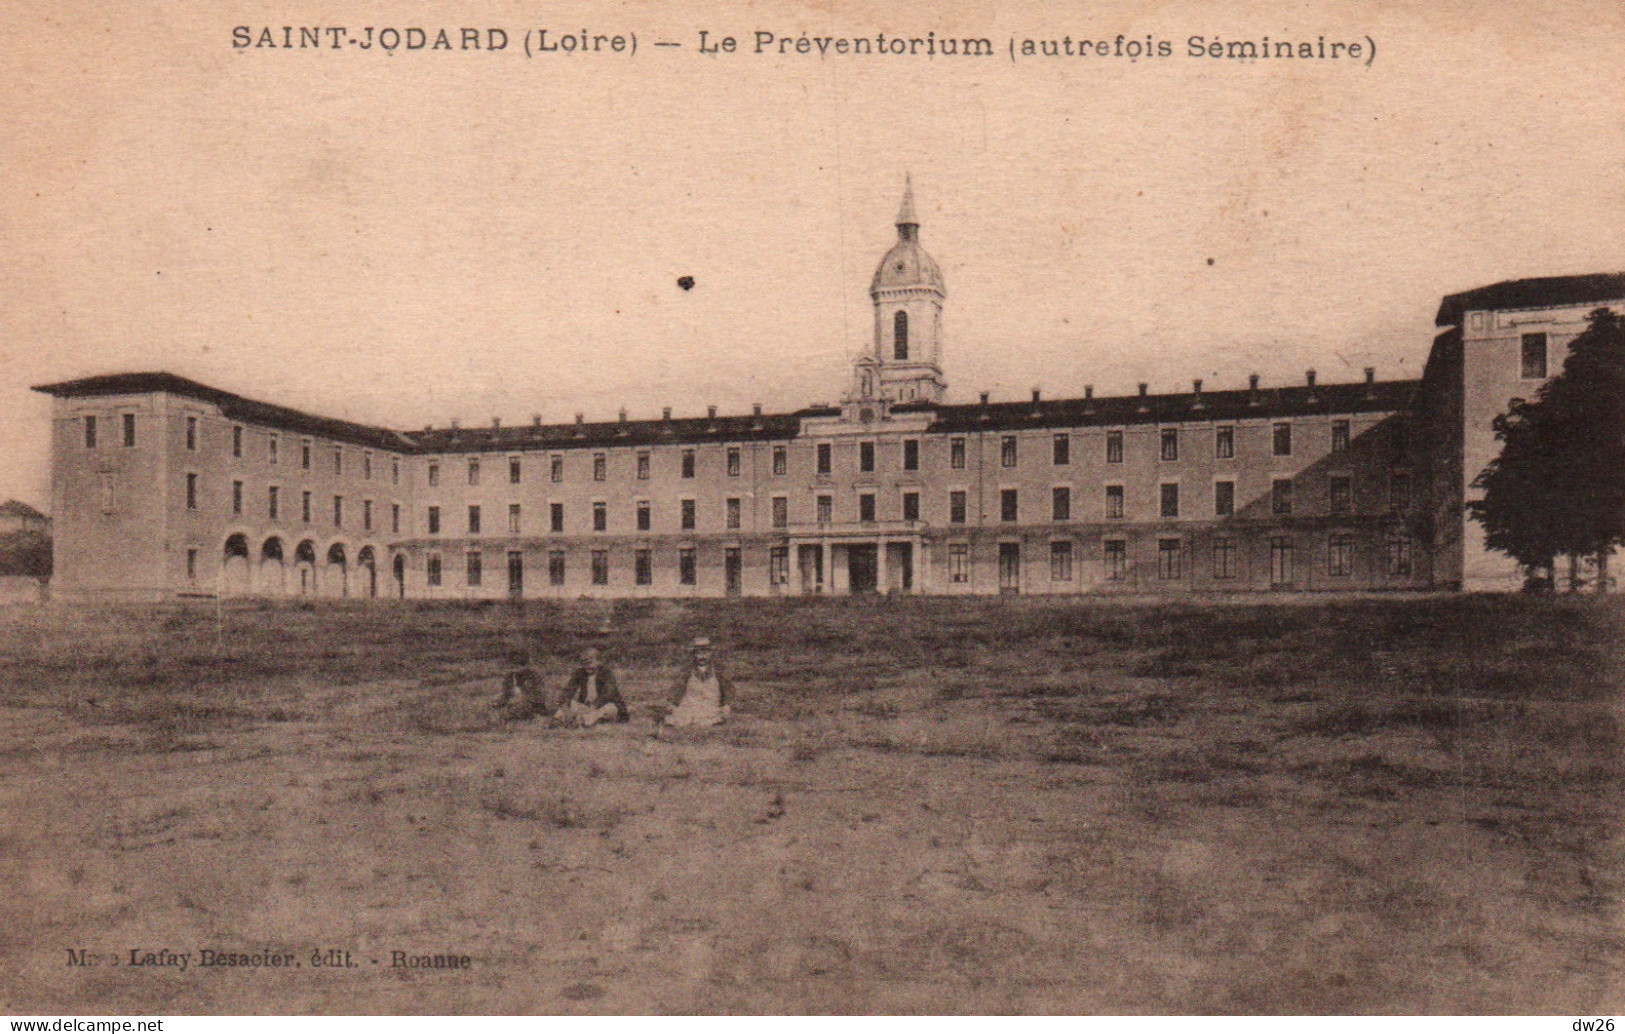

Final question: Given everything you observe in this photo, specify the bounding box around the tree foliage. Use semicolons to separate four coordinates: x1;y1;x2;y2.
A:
0;530;52;578
1470;308;1625;590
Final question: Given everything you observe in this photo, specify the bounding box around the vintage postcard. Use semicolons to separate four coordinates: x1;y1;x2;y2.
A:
1;0;1622;1017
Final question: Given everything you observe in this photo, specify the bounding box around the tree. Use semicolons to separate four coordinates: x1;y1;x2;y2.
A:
0;530;51;579
1471;308;1625;592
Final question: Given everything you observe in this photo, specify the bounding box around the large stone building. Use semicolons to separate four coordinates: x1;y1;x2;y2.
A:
31;184;1623;601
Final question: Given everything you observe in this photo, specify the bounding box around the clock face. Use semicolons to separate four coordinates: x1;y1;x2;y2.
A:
860;407;875;424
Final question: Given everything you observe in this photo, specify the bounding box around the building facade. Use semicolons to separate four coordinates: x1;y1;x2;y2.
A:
31;186;1621;601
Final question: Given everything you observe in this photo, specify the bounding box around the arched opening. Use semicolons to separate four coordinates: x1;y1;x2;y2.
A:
893;310;909;361
392;553;406;599
294;540;317;597
223;534;251;597
325;543;349;598
357;545;377;599
259;536;287;596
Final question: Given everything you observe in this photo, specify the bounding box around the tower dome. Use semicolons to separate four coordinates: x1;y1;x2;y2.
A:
870;176;945;293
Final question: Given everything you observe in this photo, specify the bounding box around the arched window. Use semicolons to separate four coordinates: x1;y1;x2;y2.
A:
893;310;909;361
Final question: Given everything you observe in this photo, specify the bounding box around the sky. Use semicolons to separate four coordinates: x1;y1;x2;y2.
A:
2;0;1622;511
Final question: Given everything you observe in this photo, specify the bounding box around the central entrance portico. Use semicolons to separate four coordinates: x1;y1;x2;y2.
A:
788;521;922;595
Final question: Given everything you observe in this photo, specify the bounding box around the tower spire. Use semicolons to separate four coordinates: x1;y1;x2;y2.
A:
895;173;918;237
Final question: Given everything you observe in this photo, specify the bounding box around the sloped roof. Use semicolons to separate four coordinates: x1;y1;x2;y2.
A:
924;378;1416;434
32;370;1418;455
0;499;47;521
405;410;809;453
31;373;416;452
1435;273;1625;327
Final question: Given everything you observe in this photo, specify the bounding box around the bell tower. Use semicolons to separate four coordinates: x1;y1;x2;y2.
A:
867;175;946;404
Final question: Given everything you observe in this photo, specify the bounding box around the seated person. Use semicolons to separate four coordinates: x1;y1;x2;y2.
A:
665;637;735;727
491;649;546;721
556;646;629;727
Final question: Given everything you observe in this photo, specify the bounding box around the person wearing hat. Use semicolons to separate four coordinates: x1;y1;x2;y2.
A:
556;645;629;727
491;648;548;722
664;637;735;727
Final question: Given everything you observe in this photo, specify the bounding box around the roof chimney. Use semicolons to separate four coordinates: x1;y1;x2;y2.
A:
449;418;460;432
662;406;672;421
752;403;763;417
1191;379;1205;409
751;403;763;430
1136;383;1149;413
531;413;542;428
707;405;718;421
618;408;628;423
979;391;990;405
1248;373;1261;407
1084;385;1094;400
1032;388;1042;403
424;423;433;434
491;416;501;430
1306;369;1317;388
1138;383;1148;396
573;413;584;437
1364;366;1376;397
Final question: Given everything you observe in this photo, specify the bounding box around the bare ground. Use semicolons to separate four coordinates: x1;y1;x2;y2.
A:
0;595;1621;1014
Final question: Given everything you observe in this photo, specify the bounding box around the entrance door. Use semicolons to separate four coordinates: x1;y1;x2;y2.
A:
886;542;913;593
998;542;1022;594
848;544;878;595
798;545;824;595
724;548;742;597
507;551;524;600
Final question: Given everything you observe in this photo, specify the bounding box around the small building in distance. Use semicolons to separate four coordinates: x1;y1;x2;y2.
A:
28;182;1623;601
0;499;50;536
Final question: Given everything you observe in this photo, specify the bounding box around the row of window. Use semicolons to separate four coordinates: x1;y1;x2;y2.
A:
427;447;765;487
85;414;406;484
423;546;717;589
945;536;1413;585
103;414;1361;494
186;476;403;533
412;419;1353;489
183;470;1415;535
408;535;1417;592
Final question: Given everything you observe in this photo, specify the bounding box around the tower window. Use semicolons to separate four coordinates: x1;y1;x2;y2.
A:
894;310;909;361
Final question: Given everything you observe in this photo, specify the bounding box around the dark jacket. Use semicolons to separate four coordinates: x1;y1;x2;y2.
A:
668;667;735;707
495;668;546;715
562;665;629;722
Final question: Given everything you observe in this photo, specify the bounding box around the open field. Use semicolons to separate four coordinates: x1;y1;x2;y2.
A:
0;595;1622;1014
